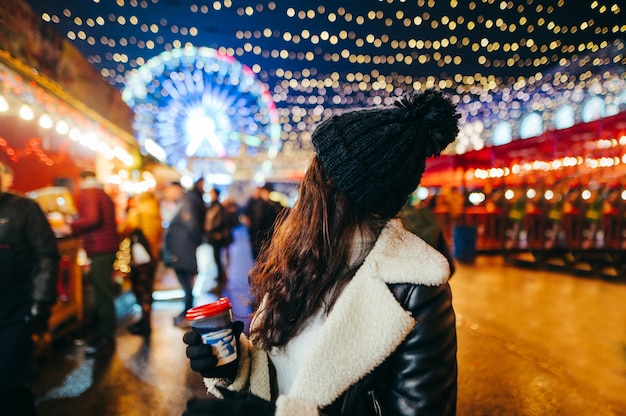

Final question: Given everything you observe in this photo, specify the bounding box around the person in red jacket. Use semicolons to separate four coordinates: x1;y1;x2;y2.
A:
70;170;119;358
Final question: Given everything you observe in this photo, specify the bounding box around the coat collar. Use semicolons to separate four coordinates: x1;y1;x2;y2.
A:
80;177;103;189
260;219;450;413
362;219;451;286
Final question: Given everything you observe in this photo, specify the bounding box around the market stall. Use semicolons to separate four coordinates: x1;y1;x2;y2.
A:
420;110;626;278
0;49;143;345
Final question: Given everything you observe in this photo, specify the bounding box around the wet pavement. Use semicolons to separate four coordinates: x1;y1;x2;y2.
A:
451;256;626;416
32;299;207;415
31;253;626;415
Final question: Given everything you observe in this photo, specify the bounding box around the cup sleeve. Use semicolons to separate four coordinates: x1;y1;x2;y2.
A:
203;331;253;397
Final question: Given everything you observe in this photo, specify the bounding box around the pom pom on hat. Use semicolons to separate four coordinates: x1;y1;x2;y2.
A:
312;89;459;218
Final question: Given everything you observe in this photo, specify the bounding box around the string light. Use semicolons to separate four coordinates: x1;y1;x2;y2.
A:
22;1;626;174
0;62;137;167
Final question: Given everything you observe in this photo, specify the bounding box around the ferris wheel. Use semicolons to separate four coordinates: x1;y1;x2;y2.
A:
122;46;281;174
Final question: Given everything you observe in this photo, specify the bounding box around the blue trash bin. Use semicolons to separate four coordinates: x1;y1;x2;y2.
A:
453;225;477;263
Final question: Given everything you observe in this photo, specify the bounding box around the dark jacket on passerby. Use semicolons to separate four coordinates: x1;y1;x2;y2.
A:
0;192;59;391
71;178;119;256
244;196;283;259
163;186;205;273
205;200;233;246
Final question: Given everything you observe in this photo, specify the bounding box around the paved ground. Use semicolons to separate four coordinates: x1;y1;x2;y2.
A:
450;256;626;416
31;252;626;415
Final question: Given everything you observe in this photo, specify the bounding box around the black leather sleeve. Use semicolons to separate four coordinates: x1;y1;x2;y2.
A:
382;283;458;416
322;283;457;416
27;199;60;305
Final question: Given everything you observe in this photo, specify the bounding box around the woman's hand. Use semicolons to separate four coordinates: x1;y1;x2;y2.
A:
183;321;244;381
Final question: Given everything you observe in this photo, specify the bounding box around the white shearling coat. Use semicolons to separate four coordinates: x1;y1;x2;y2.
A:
203;219;452;416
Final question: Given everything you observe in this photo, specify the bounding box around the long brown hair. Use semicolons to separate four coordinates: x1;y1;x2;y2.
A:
249;157;387;349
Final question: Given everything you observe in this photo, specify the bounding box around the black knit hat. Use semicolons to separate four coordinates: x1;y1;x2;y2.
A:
312;89;459;218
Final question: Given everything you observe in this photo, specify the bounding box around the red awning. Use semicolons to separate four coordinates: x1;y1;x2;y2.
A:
420;110;626;188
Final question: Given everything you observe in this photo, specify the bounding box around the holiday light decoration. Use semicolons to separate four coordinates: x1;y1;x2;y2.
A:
23;1;626;174
0;61;136;167
121;46;281;173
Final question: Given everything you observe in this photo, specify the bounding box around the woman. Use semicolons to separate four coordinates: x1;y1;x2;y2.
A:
119;191;162;335
164;178;207;327
184;89;460;416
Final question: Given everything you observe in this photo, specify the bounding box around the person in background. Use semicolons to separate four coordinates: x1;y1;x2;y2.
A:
220;196;240;271
221;197;255;333
399;194;455;276
159;181;185;269
164;178;206;327
0;160;59;415
183;89;459;416
160;181;185;231
241;186;262;259
204;188;234;296
445;186;465;226
119;191;162;336
242;184;283;260
70;170;119;358
1;163;14;190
